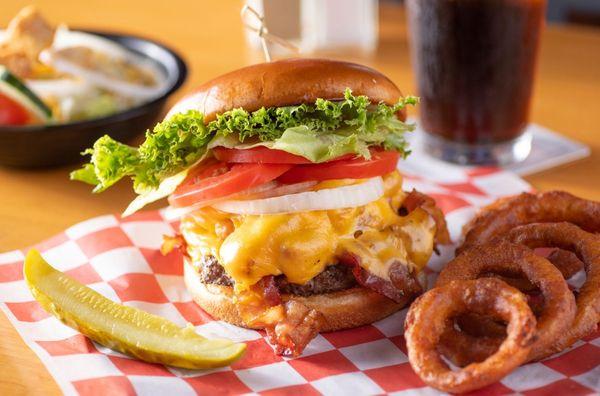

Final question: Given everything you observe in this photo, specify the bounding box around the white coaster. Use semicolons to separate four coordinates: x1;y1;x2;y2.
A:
405;123;590;176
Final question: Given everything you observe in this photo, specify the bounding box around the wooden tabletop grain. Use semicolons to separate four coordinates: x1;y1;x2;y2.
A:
1;1;599;394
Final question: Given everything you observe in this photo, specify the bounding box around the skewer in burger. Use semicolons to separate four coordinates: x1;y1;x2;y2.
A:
72;58;450;356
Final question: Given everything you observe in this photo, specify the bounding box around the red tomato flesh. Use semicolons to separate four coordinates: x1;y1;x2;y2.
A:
213;146;313;164
277;150;400;183
168;160;293;208
212;146;354;164
0;93;30;125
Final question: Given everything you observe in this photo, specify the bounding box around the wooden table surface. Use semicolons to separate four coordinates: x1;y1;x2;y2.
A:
1;1;599;394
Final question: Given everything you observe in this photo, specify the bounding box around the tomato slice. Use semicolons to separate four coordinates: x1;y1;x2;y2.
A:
0;93;29;126
213;146;312;164
213;146;355;164
168;161;293;208
277;150;400;183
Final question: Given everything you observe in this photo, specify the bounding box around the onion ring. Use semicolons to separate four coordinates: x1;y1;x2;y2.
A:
437;321;505;367
405;278;536;394
438;292;547;367
453;313;507;339
459;191;600;253
447;291;545;340
483;249;584;292
478;249;583;292
501;222;600;355
436;241;576;362
547;249;584;279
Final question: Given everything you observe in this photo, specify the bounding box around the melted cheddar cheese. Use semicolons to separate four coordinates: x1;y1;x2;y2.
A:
180;171;437;292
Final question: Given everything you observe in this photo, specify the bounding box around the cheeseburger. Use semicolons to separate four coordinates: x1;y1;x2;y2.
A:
72;58;449;356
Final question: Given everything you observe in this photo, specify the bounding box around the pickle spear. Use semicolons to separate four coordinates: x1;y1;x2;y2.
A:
24;249;245;369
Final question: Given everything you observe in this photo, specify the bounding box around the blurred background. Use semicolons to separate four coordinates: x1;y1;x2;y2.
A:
545;0;600;25
397;0;600;25
4;0;598;104
2;0;599;122
398;0;600;25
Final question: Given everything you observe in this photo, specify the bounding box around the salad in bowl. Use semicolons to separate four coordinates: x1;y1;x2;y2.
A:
0;6;173;125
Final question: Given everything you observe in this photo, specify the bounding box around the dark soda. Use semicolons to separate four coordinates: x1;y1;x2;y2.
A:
408;0;546;147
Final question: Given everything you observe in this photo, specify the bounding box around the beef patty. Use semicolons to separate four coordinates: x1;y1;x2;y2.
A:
196;255;357;296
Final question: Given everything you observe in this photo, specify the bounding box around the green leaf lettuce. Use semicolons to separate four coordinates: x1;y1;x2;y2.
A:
71;89;417;211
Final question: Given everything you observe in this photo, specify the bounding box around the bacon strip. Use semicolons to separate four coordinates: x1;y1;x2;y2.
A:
238;276;323;357
257;276;282;306
267;301;324;357
339;253;422;303
161;233;188;256
401;189;451;245
389;261;423;298
334;189;447;303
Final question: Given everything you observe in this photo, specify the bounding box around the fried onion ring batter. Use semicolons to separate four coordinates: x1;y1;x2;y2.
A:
436;241;576;362
459;191;600;253
405;278;536;394
502;222;600;354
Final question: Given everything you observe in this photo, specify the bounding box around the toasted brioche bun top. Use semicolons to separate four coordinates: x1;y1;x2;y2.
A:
167;58;405;122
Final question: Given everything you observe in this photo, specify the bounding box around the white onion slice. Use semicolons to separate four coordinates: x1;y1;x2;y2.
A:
163;181;317;220
41;27;171;101
53;26;139;59
164;183;280;220
163;199;225;221
213;177;384;215
26;78;93;99
40;51;165;101
244;181;317;200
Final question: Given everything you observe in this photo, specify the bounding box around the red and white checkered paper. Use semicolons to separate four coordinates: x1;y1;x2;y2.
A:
1;163;599;396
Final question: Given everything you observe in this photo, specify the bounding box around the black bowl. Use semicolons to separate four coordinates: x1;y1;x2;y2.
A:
0;30;187;168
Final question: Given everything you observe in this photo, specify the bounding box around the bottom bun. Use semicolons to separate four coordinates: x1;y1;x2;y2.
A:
184;260;407;332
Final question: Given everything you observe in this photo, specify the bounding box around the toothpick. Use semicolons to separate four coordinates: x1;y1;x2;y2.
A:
241;4;300;62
